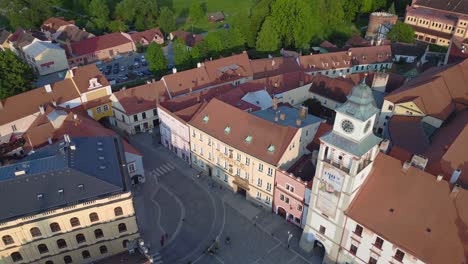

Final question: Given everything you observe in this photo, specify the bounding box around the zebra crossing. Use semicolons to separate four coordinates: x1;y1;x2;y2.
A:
149;162;176;181
150;251;163;264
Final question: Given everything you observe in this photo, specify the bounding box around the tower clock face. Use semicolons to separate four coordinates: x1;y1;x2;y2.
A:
364;120;371;133
341;119;354;133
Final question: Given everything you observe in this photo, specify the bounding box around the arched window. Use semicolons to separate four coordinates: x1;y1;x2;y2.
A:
89;212;99;222
10;252;23;262
118;223;127;233
94;228;104;239
30;227;42;237
45;261;54;264
64;255;72;264
50;222;61;232
76;233;86;244
122;239;129;249
114;207;123;216
37;244;49;254
70;217;80;227
82;250;91;259
56;239;67;249
2;235;14;245
99;245;108;254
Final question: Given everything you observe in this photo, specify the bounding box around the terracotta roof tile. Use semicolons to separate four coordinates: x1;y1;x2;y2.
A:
71;32;134;56
113;81;165;115
346;153;468;264
250;57;301;79
71;64;110;93
189;98;298;165
130;28;163;44
41;17;74;33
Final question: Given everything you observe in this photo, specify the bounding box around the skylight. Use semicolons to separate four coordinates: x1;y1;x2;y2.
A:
225;126;231;134
268;144;275;152
245;135;252;143
203;115;209;123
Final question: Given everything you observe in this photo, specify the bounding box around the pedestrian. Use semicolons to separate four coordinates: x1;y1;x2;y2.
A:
160;235;165;247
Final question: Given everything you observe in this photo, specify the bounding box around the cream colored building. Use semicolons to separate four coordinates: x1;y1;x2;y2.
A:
0;136;139;264
188;98;322;209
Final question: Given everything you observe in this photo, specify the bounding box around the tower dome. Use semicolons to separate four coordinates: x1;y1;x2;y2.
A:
335;77;379;121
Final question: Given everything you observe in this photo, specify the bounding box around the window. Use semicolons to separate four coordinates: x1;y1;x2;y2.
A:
354;224;363;236
394;250;405;262
153;109;157;116
99;245;108;254
128;163;136;173
245;157;250;165
256;192;261;199
142;112;146;119
286;184;295;193
64;255;72;264
257;178;262;187
267;168;273;176
96;106;102;113
11;125;17;132
297;204;303;211
208;152;212;160
224;147;228;155
70;217;80;227
192;130;196;137
2;235;14;245
76;234;86;244
57;239;67;249
266;183;271;191
89;212;99;222
133;115;138;122
258;163;263;172
245;171;249;179
208;138;211;146
94;229;104;239
114;207;123;216
199;133;203;141
216;142;220;150
30;227;42;238
200;147;203;156
236;168;240;176
368;257;377;264
122;239;129;249
37;244;49;254
388;105;393;111
319;225;326;235
350;244;358;255
237;153;241;161
266;196;271;204
224;161;227;169
45;261;54;264
224;174;228;182
369;236;383;250
118;223;127;233
82;250;91;259
280;194;285;201
11;252;22;262
285;197;289;204
103;104;109;111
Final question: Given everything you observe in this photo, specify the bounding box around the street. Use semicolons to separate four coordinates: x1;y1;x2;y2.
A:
124;132;322;264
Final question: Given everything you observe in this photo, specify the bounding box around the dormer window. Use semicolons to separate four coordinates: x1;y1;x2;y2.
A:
203;115;209;123
245;135;252;143
88;77;102;89
224;126;231;134
267;145;275;153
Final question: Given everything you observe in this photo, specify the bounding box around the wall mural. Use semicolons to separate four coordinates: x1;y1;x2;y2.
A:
315;163;345;218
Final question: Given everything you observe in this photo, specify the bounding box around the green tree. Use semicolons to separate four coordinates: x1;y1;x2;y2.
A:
246;0;274;48
388;2;396;14
114;0;137;23
158;6;176;34
343;0;360;21
256;17;280;53
88;0;110;30
174;39;192;70
387;21;415;43
146;42;168;77
108;20;128;32
189;3;205;23
0;50;35;100
322;0;345;29
204;31;224;57
1;0;55;29
114;0;158;31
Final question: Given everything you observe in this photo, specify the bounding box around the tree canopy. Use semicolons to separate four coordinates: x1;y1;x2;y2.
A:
173;38;192;70
189;3;205;23
158;6;176;34
1;0;55;29
387;21;415;43
0;50;35;100
256;17;280;53
146;42;168;77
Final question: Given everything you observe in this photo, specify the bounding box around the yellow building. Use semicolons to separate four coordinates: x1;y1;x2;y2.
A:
0;136;139;264
188;99;322;209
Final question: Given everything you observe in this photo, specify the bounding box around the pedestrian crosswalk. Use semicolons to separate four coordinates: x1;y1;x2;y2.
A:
149;162;176;181
150;251;163;264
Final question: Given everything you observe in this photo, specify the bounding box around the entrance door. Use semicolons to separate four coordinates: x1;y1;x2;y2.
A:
313;240;326;260
237;187;246;197
208;166;212;177
277;207;287;218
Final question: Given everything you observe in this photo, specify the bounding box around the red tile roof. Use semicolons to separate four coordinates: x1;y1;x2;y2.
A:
41;17;74;33
71;32;134;56
346;153;468;264
113;81;165;115
250;57;301;79
130;28;164;44
309;75;356;103
71;64;110;93
189;98;298;165
170;30;204;47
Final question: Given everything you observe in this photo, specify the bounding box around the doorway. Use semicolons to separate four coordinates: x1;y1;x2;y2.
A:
277;207;287;218
208;166;212;177
237;187;246;197
313;240;326;261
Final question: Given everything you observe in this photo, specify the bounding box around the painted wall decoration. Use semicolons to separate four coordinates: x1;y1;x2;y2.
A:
315;163;345;218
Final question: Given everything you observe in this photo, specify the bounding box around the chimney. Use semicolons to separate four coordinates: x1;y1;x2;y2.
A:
451;184;461;198
299;106;308;119
377;39;382;46
39;105;45;114
172;67;177;74
379;139;391;153
296;119;302;126
272;97;278;110
402;160;411;172
436;174;444;182
347;49;352;57
73;114;77;120
68;68;74;78
371;72;389;92
410;154;428;170
450;169;462;184
274;115;279;122
370;38;375;46
280;113;286;120
44;84;52;93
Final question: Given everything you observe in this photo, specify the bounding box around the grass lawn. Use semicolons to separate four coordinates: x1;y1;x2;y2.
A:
161;0;254;33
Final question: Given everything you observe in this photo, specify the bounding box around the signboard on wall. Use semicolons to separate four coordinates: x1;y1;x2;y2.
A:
315;164;346;218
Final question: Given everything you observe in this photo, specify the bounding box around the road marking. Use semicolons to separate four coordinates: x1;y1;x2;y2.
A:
286;255;298;264
214;255;225;264
162;164;172;171
166;163;175;169
267;242;281;253
156;168;165;174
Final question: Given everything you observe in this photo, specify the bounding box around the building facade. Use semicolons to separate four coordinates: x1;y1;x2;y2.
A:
299;80;382;263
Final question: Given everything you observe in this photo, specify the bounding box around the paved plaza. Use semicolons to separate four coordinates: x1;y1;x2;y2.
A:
107;131;322;264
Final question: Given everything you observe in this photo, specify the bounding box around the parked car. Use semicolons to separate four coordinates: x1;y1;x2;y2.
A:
134;62;140;68
142;69;152;76
133;71;144;77
113;67;119;74
141;55;146;61
142;60;147;66
120;65;126;71
118;75;129;81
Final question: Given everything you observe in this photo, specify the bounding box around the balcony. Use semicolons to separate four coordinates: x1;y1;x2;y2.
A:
323;158;350;174
233;175;250;190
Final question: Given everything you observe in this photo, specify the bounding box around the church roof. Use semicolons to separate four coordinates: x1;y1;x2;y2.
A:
335;79;379;121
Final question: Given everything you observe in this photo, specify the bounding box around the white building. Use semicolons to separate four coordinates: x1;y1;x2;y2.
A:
299;80;382;263
21;39;69;76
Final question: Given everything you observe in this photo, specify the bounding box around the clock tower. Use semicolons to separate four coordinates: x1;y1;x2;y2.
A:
299;78;382;263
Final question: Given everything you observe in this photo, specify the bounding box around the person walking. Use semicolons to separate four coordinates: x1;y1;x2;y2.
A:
287;231;293;249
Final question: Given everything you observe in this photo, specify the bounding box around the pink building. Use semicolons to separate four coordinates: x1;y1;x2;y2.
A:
274;155;314;228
